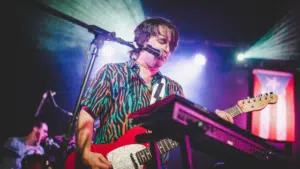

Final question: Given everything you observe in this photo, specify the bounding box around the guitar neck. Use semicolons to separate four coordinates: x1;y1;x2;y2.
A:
224;105;242;118
135;138;179;165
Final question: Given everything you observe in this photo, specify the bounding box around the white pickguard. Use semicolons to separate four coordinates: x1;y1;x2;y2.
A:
106;144;146;169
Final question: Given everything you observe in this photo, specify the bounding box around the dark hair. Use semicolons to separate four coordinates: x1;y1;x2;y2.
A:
130;17;179;58
20;117;47;136
30;117;46;129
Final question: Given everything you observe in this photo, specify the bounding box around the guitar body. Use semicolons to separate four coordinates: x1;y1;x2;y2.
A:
64;126;149;169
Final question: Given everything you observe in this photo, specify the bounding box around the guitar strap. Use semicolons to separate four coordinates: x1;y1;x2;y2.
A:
150;77;166;104
130;78;166;126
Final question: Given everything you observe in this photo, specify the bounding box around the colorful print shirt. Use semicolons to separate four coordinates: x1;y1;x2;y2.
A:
81;60;184;167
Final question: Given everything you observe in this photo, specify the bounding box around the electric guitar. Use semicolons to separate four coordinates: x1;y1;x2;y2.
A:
64;92;278;169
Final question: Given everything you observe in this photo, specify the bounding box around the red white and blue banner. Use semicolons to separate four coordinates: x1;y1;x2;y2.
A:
252;69;295;142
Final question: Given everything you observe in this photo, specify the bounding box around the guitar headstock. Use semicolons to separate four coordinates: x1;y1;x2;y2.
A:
237;92;278;113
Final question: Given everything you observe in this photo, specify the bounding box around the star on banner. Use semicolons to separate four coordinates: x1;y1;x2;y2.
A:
266;77;280;91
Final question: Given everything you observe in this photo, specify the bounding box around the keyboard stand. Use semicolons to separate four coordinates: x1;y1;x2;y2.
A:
179;135;194;169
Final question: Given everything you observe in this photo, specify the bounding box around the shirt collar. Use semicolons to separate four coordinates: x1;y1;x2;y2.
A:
127;60;164;80
128;59;138;69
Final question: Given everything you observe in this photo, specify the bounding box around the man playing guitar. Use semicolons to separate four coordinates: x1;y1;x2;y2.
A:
75;17;233;169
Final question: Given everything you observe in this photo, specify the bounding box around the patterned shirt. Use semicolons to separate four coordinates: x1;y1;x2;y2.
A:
81;60;184;168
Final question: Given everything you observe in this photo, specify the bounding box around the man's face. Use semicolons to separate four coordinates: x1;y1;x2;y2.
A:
143;25;173;68
34;123;48;142
39;123;48;141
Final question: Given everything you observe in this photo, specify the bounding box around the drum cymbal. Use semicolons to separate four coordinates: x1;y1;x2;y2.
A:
2;146;20;158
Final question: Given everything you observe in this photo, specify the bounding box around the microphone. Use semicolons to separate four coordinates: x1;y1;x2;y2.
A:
45;137;60;149
144;44;166;60
132;42;165;60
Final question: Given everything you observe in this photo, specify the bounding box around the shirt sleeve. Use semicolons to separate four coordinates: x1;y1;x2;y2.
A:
4;137;13;148
81;64;112;119
4;137;18;152
176;84;185;98
171;82;185;98
165;77;185;98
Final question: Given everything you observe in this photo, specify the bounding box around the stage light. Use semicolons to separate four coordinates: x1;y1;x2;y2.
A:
193;54;206;66
101;44;114;57
243;10;299;60
237;53;245;61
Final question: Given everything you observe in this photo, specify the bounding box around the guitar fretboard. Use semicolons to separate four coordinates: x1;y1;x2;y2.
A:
224;105;242;117
135;138;179;165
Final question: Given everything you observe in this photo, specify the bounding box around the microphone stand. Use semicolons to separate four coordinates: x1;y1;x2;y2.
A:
32;1;140;154
34;90;49;117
